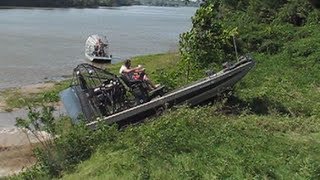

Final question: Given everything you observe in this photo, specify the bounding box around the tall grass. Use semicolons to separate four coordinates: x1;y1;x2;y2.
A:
60;16;320;179
63;106;320;179
11;36;320;178
10;5;320;178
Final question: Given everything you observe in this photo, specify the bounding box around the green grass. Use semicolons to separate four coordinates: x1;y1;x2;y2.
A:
62;107;320;179
10;42;320;179
10;48;320;179
11;36;320;179
9;18;320;179
234;27;320;117
60;23;320;179
0;80;70;110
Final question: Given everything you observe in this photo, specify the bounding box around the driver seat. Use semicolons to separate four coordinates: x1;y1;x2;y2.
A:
120;73;144;87
120;73;150;104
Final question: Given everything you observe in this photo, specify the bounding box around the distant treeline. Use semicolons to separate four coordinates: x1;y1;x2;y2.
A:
0;0;140;7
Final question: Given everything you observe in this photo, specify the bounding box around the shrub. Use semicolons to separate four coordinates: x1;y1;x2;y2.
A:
179;3;236;68
275;0;315;26
14;106;119;178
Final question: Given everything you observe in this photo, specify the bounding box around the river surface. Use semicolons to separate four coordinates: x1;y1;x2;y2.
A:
0;6;197;89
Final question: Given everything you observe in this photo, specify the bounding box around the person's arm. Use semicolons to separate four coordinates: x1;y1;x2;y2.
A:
134;66;145;73
121;66;139;73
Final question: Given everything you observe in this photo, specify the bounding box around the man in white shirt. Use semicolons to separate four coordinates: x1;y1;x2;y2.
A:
119;59;158;89
119;59;141;75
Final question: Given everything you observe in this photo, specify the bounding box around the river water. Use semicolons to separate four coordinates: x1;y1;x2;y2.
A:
0;6;197;89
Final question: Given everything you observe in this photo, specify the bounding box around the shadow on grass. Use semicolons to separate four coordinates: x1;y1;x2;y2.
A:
200;93;291;116
221;95;291;116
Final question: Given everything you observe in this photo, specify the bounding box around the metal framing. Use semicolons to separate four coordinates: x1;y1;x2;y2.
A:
86;56;255;128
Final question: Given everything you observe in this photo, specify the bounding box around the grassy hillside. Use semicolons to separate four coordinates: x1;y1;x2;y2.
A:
61;45;320;179
13;47;320;179
60;3;320;178
62;108;320;179
12;1;320;179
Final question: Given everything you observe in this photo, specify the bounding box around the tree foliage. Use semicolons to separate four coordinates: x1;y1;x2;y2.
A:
179;2;237;69
179;0;320;69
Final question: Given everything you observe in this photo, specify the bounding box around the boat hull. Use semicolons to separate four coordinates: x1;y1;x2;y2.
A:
86;56;255;128
85;53;112;63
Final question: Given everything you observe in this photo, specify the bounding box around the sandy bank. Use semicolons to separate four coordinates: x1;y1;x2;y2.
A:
0;143;36;177
0;82;64;177
0;128;51;177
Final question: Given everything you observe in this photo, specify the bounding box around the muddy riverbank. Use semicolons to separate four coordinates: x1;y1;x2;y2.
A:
0;82;64;177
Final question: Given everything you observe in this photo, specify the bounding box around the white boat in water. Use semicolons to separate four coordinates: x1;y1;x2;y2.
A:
85;34;112;62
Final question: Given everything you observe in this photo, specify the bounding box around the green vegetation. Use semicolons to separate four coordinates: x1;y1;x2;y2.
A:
63;108;320;179
0;80;70;111
11;0;320;179
13;104;320;179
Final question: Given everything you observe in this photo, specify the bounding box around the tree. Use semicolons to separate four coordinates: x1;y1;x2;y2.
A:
179;1;237;69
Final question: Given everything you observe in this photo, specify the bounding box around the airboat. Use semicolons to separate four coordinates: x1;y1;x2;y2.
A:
85;34;112;62
60;56;255;127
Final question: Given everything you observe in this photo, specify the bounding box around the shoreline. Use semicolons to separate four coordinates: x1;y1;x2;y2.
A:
0;81;55;111
0;142;37;177
0;52;179;177
0;82;58;177
0;125;52;177
0;81;66;130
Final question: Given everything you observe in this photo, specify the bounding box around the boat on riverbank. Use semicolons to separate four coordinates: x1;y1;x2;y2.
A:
60;56;255;126
85;34;112;63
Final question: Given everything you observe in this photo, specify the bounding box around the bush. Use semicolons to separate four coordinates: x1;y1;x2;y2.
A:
179;3;236;68
14;106;119;178
63;106;320;179
275;0;315;26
